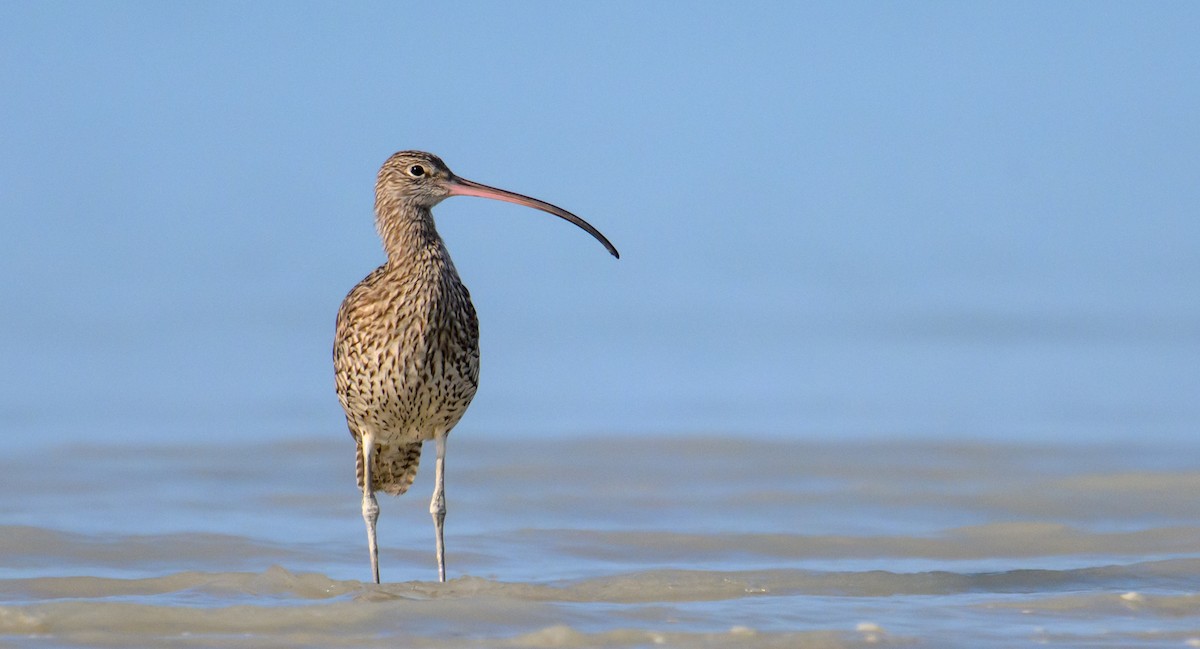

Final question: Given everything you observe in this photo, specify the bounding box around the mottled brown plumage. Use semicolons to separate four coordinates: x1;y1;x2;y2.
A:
334;151;617;584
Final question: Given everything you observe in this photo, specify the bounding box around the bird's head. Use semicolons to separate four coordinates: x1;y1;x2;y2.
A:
374;150;619;258
376;151;457;208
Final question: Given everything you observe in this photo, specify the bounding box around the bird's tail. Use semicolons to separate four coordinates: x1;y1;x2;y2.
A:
357;440;423;496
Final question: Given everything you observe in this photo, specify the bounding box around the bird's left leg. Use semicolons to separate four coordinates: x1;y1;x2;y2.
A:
430;430;448;582
361;433;381;584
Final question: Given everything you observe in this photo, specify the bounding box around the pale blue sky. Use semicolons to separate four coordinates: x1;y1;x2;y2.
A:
2;2;1197;446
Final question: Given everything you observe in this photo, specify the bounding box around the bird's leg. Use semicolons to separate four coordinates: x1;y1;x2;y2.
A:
361;434;381;584
430;431;448;582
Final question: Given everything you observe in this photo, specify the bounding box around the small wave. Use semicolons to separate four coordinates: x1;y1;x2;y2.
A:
3;559;1200;646
5;556;1200;606
530;522;1200;562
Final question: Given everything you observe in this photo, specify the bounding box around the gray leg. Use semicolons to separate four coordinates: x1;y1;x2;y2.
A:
361;433;381;584
430;431;448;582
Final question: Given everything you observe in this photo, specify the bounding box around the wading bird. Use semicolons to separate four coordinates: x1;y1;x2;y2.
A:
334;151;618;583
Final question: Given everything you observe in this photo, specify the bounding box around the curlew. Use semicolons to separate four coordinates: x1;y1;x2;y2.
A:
334;151;618;583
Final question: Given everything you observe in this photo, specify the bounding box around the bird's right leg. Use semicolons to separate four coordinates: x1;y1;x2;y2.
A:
430;430;448;582
360;433;381;584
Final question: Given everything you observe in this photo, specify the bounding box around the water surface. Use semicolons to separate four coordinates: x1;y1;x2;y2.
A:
4;435;1200;647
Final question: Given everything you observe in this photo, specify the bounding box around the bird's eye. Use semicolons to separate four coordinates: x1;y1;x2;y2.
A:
408;165;426;177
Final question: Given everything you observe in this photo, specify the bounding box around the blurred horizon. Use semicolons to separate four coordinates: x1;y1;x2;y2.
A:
1;2;1197;449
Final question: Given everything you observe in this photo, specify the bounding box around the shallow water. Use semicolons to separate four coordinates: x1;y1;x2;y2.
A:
4;435;1200;647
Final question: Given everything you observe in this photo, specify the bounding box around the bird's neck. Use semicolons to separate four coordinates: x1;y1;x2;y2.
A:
375;200;449;267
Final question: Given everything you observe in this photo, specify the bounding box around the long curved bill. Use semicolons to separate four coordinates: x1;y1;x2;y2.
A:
446;176;620;259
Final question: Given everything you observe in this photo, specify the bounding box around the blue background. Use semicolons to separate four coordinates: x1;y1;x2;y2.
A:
2;2;1197;447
